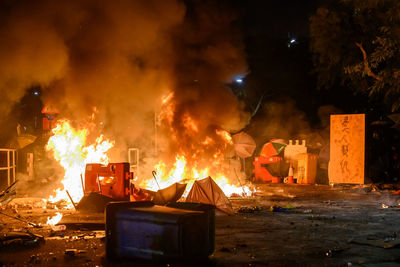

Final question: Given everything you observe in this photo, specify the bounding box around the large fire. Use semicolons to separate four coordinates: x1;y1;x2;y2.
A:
141;154;251;197
141;92;252;196
46;120;114;204
45;95;251;208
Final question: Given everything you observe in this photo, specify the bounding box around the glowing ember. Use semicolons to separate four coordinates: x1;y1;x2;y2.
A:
46;120;114;205
46;212;62;226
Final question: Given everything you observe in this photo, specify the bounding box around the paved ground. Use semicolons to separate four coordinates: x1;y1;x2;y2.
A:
1;183;400;266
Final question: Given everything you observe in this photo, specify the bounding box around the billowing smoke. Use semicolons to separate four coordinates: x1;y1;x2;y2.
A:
247;98;337;151
0;0;248;164
249;98;312;142
157;0;249;166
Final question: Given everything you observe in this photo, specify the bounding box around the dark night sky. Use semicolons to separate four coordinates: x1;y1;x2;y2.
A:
234;0;367;123
240;0;318;39
236;1;321;119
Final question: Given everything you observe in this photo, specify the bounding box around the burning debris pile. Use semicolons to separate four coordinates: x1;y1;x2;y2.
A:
44;117;252;213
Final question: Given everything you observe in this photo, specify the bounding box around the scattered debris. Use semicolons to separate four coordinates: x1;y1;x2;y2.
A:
269;205;289;212
1;181;400;265
28;254;41;264
45;231;105;240
0;232;44;248
0;181;18;205
57;212;105;230
8;198;46;209
349;236;400;249
325;247;344;257
248;253;256;259
65;249;86;257
75;192;115;213
46;202;57;209
283;204;293;209
308;215;335;220
51;224;67;231
0;210;42;228
237;206;263;213
51;199;70;209
219;247;232;253
49;252;57;261
389;232;397;239
350;185;373;194
325;200;336;205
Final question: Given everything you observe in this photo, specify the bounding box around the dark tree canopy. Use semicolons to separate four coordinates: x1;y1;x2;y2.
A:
310;0;400;112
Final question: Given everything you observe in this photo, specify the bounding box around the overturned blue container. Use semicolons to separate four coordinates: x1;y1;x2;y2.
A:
105;201;215;260
166;202;215;255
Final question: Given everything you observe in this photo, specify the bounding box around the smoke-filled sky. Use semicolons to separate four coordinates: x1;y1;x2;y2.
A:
0;0;248;159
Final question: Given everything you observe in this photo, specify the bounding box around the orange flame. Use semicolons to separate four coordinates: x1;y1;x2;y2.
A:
183;113;199;133
46;120;114;205
46;212;62;226
161;91;174;104
46;92;251;207
216;129;233;144
140;154;251;197
138;93;252;198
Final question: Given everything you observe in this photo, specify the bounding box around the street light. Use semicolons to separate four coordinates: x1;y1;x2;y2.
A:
288;38;297;48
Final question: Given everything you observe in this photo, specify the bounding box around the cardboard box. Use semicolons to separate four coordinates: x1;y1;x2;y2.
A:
296;153;318;184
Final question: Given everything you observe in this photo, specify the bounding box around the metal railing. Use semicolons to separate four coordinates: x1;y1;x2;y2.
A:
0;149;17;187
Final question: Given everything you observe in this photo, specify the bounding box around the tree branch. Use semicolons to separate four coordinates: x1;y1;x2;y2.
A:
355;42;382;81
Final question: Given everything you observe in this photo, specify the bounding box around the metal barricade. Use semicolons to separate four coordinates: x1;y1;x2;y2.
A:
0;149;17;189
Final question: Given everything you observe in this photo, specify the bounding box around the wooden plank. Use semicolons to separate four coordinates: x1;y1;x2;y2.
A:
329;114;365;184
59;212;105;230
